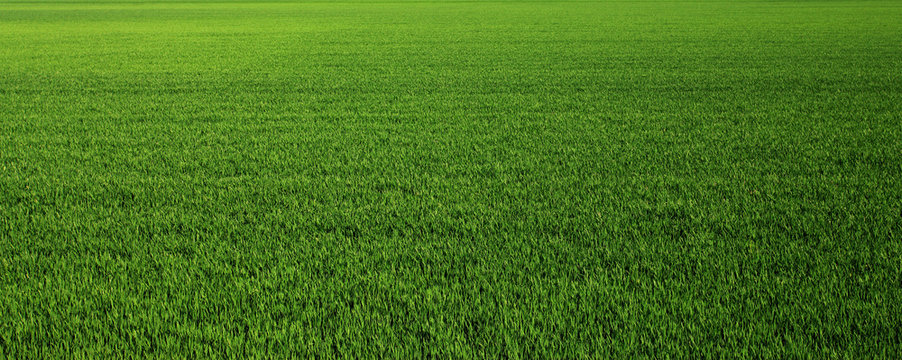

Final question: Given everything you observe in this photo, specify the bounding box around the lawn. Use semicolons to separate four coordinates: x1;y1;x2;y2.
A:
1;0;901;357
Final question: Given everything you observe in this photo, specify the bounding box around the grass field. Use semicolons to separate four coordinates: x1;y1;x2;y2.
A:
1;0;901;357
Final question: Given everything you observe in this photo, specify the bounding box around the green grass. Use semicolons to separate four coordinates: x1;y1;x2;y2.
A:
1;1;901;357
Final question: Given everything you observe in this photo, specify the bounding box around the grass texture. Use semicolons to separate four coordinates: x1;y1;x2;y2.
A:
1;1;901;357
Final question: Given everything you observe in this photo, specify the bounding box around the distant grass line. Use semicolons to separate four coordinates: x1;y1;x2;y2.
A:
1;0;604;3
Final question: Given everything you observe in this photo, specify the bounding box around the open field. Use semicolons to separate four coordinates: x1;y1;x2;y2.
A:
1;1;901;357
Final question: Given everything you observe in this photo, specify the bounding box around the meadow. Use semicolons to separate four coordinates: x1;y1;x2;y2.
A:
1;0;901;357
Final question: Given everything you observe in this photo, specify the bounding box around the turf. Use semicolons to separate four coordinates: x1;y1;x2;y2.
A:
1;0;901;357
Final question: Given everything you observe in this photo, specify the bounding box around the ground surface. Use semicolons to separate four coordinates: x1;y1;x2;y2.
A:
1;1;901;357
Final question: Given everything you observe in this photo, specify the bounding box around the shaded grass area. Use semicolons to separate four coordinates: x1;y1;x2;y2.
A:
1;1;901;357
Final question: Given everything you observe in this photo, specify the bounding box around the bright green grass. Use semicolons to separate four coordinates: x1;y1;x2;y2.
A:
1;1;901;357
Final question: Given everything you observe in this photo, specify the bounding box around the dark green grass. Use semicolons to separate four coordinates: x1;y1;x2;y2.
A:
1;1;901;357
